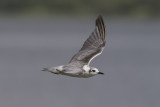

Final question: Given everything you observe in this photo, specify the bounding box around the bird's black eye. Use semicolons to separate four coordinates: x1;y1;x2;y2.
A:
92;70;96;72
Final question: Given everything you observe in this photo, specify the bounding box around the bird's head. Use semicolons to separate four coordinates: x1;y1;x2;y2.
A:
89;67;104;75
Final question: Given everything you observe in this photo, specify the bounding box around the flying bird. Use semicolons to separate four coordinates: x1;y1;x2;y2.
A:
42;15;106;78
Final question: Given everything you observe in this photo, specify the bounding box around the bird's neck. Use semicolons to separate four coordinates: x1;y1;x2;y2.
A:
82;65;91;72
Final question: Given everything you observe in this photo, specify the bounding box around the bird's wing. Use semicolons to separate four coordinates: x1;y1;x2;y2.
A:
69;15;106;66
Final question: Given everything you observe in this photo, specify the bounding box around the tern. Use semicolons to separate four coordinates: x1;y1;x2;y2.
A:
42;15;106;78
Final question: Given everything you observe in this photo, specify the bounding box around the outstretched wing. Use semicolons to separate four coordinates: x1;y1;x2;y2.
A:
69;15;106;66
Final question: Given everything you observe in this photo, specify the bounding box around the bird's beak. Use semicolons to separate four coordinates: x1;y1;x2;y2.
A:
98;72;104;74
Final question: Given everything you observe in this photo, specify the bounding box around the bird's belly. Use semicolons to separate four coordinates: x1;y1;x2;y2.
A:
60;72;94;78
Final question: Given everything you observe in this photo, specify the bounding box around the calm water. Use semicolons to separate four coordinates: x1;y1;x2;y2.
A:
0;17;160;107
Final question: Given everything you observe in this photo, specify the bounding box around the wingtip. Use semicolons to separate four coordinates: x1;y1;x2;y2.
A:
95;15;106;41
98;15;102;19
97;15;103;21
96;15;104;26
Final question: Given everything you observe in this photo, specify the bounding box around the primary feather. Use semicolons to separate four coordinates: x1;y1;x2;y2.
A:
69;15;106;65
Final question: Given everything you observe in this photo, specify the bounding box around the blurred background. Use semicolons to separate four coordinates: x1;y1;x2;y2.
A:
0;0;160;107
0;0;160;18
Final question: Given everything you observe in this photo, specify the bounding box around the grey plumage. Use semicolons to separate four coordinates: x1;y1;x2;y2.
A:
69;15;106;66
42;15;106;78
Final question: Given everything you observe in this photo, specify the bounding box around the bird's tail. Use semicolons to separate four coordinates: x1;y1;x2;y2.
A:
41;68;50;71
41;67;59;74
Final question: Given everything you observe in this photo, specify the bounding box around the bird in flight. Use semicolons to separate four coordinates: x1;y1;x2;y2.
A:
42;15;106;78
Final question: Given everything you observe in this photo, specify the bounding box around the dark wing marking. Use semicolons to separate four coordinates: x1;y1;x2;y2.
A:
69;15;106;66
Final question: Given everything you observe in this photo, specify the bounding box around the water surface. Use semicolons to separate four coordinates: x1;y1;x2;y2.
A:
0;18;160;107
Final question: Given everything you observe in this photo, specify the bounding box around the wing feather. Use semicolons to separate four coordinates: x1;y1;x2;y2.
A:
69;15;106;65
